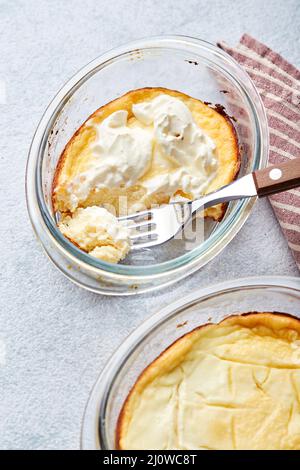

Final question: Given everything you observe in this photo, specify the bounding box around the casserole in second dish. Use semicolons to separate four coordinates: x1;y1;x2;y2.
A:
117;312;300;450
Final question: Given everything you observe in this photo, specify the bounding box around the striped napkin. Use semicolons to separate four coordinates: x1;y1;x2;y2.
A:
218;34;300;270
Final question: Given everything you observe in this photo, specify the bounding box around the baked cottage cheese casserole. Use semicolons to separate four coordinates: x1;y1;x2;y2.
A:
52;87;240;263
116;312;300;450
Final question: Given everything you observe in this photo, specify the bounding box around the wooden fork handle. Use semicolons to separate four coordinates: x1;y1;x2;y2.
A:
253;158;300;197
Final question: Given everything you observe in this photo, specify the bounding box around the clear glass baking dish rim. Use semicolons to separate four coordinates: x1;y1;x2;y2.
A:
80;275;300;449
26;35;269;281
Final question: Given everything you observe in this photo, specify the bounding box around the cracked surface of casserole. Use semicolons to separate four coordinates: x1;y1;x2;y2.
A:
116;313;300;450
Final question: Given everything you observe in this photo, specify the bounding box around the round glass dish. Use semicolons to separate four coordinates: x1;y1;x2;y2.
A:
26;36;269;295
81;276;300;449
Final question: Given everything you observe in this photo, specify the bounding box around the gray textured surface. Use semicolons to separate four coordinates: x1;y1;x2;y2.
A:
0;0;299;450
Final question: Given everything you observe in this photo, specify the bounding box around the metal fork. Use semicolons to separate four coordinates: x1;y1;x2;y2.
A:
119;159;300;250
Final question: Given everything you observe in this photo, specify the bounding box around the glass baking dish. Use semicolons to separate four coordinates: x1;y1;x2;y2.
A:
81;276;300;449
26;36;269;295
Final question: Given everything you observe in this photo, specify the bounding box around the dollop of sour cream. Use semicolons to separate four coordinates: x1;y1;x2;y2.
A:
66;94;218;210
133;94;218;199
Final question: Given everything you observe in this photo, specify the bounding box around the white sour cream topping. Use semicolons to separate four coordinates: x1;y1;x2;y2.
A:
66;110;153;209
133;94;218;199
66;94;218;209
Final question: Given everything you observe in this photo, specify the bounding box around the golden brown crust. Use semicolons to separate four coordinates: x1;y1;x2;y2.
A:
206;108;240;221
116;311;300;449
52;87;240;220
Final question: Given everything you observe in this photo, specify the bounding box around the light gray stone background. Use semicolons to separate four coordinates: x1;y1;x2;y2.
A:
0;0;299;450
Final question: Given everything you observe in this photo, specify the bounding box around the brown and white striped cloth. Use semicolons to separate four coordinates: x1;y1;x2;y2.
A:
218;34;300;270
